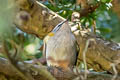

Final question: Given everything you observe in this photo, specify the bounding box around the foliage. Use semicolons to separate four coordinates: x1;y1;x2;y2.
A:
41;0;120;42
0;0;120;60
0;0;42;60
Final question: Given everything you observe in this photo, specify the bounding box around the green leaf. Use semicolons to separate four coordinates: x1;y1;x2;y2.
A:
101;0;107;3
107;0;112;3
98;27;111;33
101;0;112;3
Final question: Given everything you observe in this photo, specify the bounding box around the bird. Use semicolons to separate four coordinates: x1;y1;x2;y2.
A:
43;20;77;70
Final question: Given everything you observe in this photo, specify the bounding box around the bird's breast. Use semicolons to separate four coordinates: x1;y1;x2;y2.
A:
46;30;77;69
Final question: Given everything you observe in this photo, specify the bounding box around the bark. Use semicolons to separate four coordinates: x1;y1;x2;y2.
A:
0;58;120;80
0;0;120;80
14;0;65;39
76;32;120;73
112;0;120;18
14;0;120;73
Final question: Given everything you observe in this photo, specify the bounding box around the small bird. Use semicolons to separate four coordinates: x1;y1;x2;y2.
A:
43;20;77;70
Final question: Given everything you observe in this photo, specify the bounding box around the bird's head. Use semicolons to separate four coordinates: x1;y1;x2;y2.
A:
52;20;68;33
45;20;68;40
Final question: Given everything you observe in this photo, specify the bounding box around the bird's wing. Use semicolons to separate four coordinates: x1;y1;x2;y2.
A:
43;40;46;57
43;35;50;57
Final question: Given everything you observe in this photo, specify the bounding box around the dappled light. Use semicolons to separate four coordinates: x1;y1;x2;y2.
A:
0;0;120;80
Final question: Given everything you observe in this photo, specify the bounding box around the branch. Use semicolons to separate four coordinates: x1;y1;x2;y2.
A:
14;0;65;39
9;0;120;75
13;0;120;73
112;0;120;18
76;31;120;74
76;0;100;17
80;3;100;17
1;58;120;80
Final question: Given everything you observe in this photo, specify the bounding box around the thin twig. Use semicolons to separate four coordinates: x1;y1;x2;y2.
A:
82;39;89;79
2;40;34;80
82;38;95;79
49;0;56;6
92;20;96;34
111;63;118;80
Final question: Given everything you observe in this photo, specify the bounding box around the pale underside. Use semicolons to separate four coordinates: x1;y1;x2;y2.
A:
45;23;77;69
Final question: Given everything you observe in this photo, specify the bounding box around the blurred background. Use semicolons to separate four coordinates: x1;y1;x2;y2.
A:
0;0;120;60
40;0;120;42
